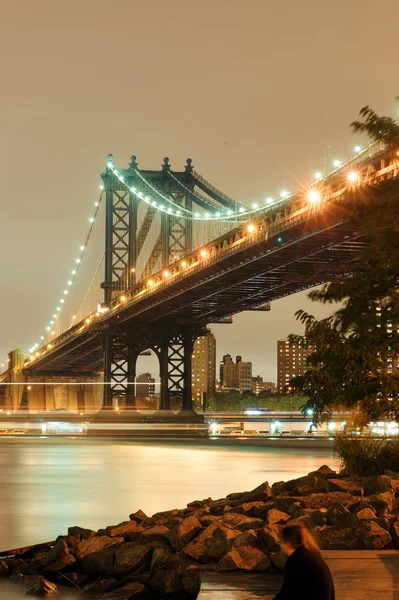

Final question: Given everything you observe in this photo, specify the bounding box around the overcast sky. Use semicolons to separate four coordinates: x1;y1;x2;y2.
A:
1;0;398;383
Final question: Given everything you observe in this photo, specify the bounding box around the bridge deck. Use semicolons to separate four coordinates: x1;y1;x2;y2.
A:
199;550;399;600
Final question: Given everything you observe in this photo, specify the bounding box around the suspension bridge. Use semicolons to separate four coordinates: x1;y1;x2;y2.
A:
1;142;399;418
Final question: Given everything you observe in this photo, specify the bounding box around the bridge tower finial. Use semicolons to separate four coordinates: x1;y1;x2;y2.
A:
185;158;193;173
162;157;170;171
129;155;138;169
106;154;114;168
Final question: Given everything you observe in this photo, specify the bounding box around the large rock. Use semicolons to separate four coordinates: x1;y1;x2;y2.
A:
300;491;355;510
140;526;170;544
43;554;76;572
259;524;283;554
183;521;239;563
80;547;117;577
150;569;182;595
68;525;95;539
45;540;69;565
112;543;152;577
264;509;290;525
76;535;124;560
318;527;357;550
129;510;148;523
308;465;336;479
237;481;272;504
325;503;351;527
328;479;364;496
95;582;146;600
221;513;263;531
82;578;120;596
363;476;393;497
170;516;202;551
366;491;395;516
226;501;269;517
356;508;377;520
23;575;59;597
355;520;391;549
150;545;174;570
217;530;271;571
105;521;137;538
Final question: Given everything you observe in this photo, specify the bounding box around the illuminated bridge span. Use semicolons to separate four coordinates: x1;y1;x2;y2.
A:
1;144;399;414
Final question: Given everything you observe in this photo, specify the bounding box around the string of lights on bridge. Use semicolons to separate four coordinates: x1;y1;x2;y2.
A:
26;143;369;357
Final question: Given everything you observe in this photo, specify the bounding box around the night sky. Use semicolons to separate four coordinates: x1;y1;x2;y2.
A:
1;0;398;383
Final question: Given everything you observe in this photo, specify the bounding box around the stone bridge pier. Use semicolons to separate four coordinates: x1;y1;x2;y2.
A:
5;349;103;413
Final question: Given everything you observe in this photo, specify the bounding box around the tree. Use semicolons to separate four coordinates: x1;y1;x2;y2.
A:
289;104;399;423
351;99;399;149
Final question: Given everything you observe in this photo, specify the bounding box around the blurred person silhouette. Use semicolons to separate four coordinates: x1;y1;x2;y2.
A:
273;523;335;600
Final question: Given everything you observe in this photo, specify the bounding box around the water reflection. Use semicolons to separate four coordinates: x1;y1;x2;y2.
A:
0;437;337;552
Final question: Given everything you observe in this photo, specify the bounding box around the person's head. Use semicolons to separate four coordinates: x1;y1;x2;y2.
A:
281;523;321;557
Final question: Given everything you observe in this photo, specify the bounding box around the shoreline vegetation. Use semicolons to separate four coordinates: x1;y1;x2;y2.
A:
2;462;399;599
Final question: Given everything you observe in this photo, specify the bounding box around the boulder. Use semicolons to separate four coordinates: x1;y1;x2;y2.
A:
170;516;202;551
328;479;364;496
125;527;146;542
363;476;393;496
217;530;271;571
80;547;117;577
140;525;170;544
264;509;290;525
68;526;95;539
226;501;268;517
300;492;355;510
43;554;76;572
23;575;59;597
308;465;336;479
150;568;182;595
237;482;273;504
366;491;395;516
259;524;282;554
318;527;358;550
112;543;152;578
183;521;239;563
129;510;148;523
296;509;326;527
151;545;174;570
221;513;263;531
355;520;391;549
274;496;303;513
271;481;286;496
105;521;138;538
45;540;69;565
95;582;146;600
325;503;351;527
356;508;377;520
76;535;124;560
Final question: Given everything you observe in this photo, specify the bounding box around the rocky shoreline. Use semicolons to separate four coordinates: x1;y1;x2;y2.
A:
2;464;399;599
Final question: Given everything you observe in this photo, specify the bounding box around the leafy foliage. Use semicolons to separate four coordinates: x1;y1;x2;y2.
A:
334;433;399;476
351;100;399;148
206;392;306;412
289;105;399;423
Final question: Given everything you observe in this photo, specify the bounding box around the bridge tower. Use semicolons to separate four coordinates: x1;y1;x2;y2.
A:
100;155;205;416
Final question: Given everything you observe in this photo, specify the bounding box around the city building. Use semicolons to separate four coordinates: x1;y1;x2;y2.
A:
377;304;399;375
135;373;155;397
220;354;252;392
277;340;311;392
192;332;216;405
251;376;276;395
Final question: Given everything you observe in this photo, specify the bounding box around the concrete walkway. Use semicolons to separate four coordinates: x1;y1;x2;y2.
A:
199;550;399;600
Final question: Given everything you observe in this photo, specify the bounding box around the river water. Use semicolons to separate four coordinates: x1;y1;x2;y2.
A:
0;437;337;598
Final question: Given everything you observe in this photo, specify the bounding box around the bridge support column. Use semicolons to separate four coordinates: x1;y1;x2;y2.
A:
125;339;138;410
103;329;114;409
158;339;171;412
181;329;194;413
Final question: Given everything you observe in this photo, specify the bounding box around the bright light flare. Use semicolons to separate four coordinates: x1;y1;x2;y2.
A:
333;159;341;168
120;295;127;302
307;190;321;204
347;171;359;183
181;261;187;268
163;270;170;278
200;249;208;259
314;172;322;181
247;224;256;233
148;279;154;287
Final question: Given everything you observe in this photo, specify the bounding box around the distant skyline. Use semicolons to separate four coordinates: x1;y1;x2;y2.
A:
1;0;398;382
